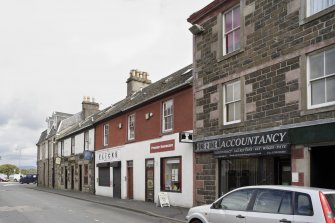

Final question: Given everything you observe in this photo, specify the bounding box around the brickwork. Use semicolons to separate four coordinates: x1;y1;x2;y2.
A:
193;1;335;138
190;0;335;204
194;153;217;204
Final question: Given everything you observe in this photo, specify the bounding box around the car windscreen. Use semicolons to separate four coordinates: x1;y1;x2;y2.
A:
325;194;335;215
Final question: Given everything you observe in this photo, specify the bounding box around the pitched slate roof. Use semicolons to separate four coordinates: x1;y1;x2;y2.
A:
56;107;108;140
36;130;48;145
95;64;193;123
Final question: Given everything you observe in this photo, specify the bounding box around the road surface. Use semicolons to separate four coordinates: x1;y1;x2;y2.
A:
0;182;173;223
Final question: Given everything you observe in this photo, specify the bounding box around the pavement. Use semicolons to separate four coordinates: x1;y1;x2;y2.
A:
32;186;189;223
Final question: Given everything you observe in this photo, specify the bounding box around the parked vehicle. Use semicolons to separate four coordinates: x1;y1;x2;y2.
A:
186;185;335;223
0;177;8;182
19;174;37;184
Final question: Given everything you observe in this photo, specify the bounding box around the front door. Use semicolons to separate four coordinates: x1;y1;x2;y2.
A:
65;167;68;189
113;165;121;198
145;159;155;202
127;161;133;199
79;165;82;191
71;166;74;190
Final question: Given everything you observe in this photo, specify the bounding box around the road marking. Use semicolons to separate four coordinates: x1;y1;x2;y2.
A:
0;206;42;212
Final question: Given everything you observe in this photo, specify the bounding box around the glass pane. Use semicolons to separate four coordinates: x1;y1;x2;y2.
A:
226;84;234;102
279;192;293;214
226;32;234;53
296;194;313;216
233;6;240;28
234;81;241;100
253;189;283;213
310;53;324;79
311;79;326;105
235;101;241;121
325;194;335;215
227;103;234;122
234;29;241;51
325;48;335;75
225;11;232;32
220;189;254;211
326;76;335;102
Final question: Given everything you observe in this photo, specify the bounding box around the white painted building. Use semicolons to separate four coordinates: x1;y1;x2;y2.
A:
95;132;194;207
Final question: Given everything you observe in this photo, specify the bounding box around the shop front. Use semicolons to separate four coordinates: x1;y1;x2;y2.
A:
195;129;291;195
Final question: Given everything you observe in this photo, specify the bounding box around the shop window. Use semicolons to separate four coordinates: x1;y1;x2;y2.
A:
84;164;88;185
98;167;110;187
161;157;181;192
307;47;335;109
61;167;64;185
223;5;240;55
307;0;335;16
103;124;109;146
223;80;241;125
162;99;173;133
128;114;135;140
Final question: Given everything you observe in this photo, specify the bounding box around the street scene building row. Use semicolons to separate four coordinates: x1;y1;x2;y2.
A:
36;0;335;207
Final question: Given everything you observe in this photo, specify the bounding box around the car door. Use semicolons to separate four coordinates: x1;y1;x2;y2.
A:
209;189;255;223
246;189;294;223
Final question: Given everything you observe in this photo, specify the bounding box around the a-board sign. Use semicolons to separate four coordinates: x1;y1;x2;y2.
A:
157;192;170;208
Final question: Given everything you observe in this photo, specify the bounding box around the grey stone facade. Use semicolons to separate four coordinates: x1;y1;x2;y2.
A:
189;0;335;205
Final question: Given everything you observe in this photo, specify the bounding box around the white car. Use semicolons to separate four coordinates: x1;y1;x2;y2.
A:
186;185;335;223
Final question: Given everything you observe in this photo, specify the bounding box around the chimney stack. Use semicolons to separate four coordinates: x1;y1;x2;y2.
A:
126;69;151;96
82;96;99;119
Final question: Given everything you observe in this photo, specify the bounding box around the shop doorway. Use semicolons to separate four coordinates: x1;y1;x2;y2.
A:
113;165;121;199
65;167;68;189
127;161;133;199
71;166;74;190
145;159;155;202
311;146;335;189
219;156;291;195
79;165;82;191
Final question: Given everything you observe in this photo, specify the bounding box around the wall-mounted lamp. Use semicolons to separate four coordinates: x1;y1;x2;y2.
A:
189;24;205;35
145;112;154;120
118;123;122;129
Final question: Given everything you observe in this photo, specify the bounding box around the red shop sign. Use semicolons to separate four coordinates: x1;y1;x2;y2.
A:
150;139;175;153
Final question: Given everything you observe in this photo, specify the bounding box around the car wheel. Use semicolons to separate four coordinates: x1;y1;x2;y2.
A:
191;219;203;223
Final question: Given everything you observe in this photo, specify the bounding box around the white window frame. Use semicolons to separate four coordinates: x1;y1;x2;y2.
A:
103;124;109;146
162;99;174;133
222;5;241;56
306;0;335;17
307;47;335;109
84;131;89;151
71;136;75;155
223;80;241;125
128;114;135;140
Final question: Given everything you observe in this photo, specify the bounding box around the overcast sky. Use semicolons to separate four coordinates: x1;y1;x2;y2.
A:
0;0;211;168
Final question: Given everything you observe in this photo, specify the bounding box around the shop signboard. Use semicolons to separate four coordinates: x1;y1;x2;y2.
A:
194;129;290;158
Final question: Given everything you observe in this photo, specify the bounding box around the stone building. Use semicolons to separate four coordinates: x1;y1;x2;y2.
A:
54;97;101;193
36;112;73;188
188;0;335;205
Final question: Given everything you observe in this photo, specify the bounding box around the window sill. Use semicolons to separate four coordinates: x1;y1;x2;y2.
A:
161;190;182;193
301;104;335;116
221;121;244;130
300;5;335;25
217;48;244;63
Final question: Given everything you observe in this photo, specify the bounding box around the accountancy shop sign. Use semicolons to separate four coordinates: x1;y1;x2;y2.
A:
194;130;289;158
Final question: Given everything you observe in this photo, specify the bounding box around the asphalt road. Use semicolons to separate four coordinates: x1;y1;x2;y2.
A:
0;182;172;223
